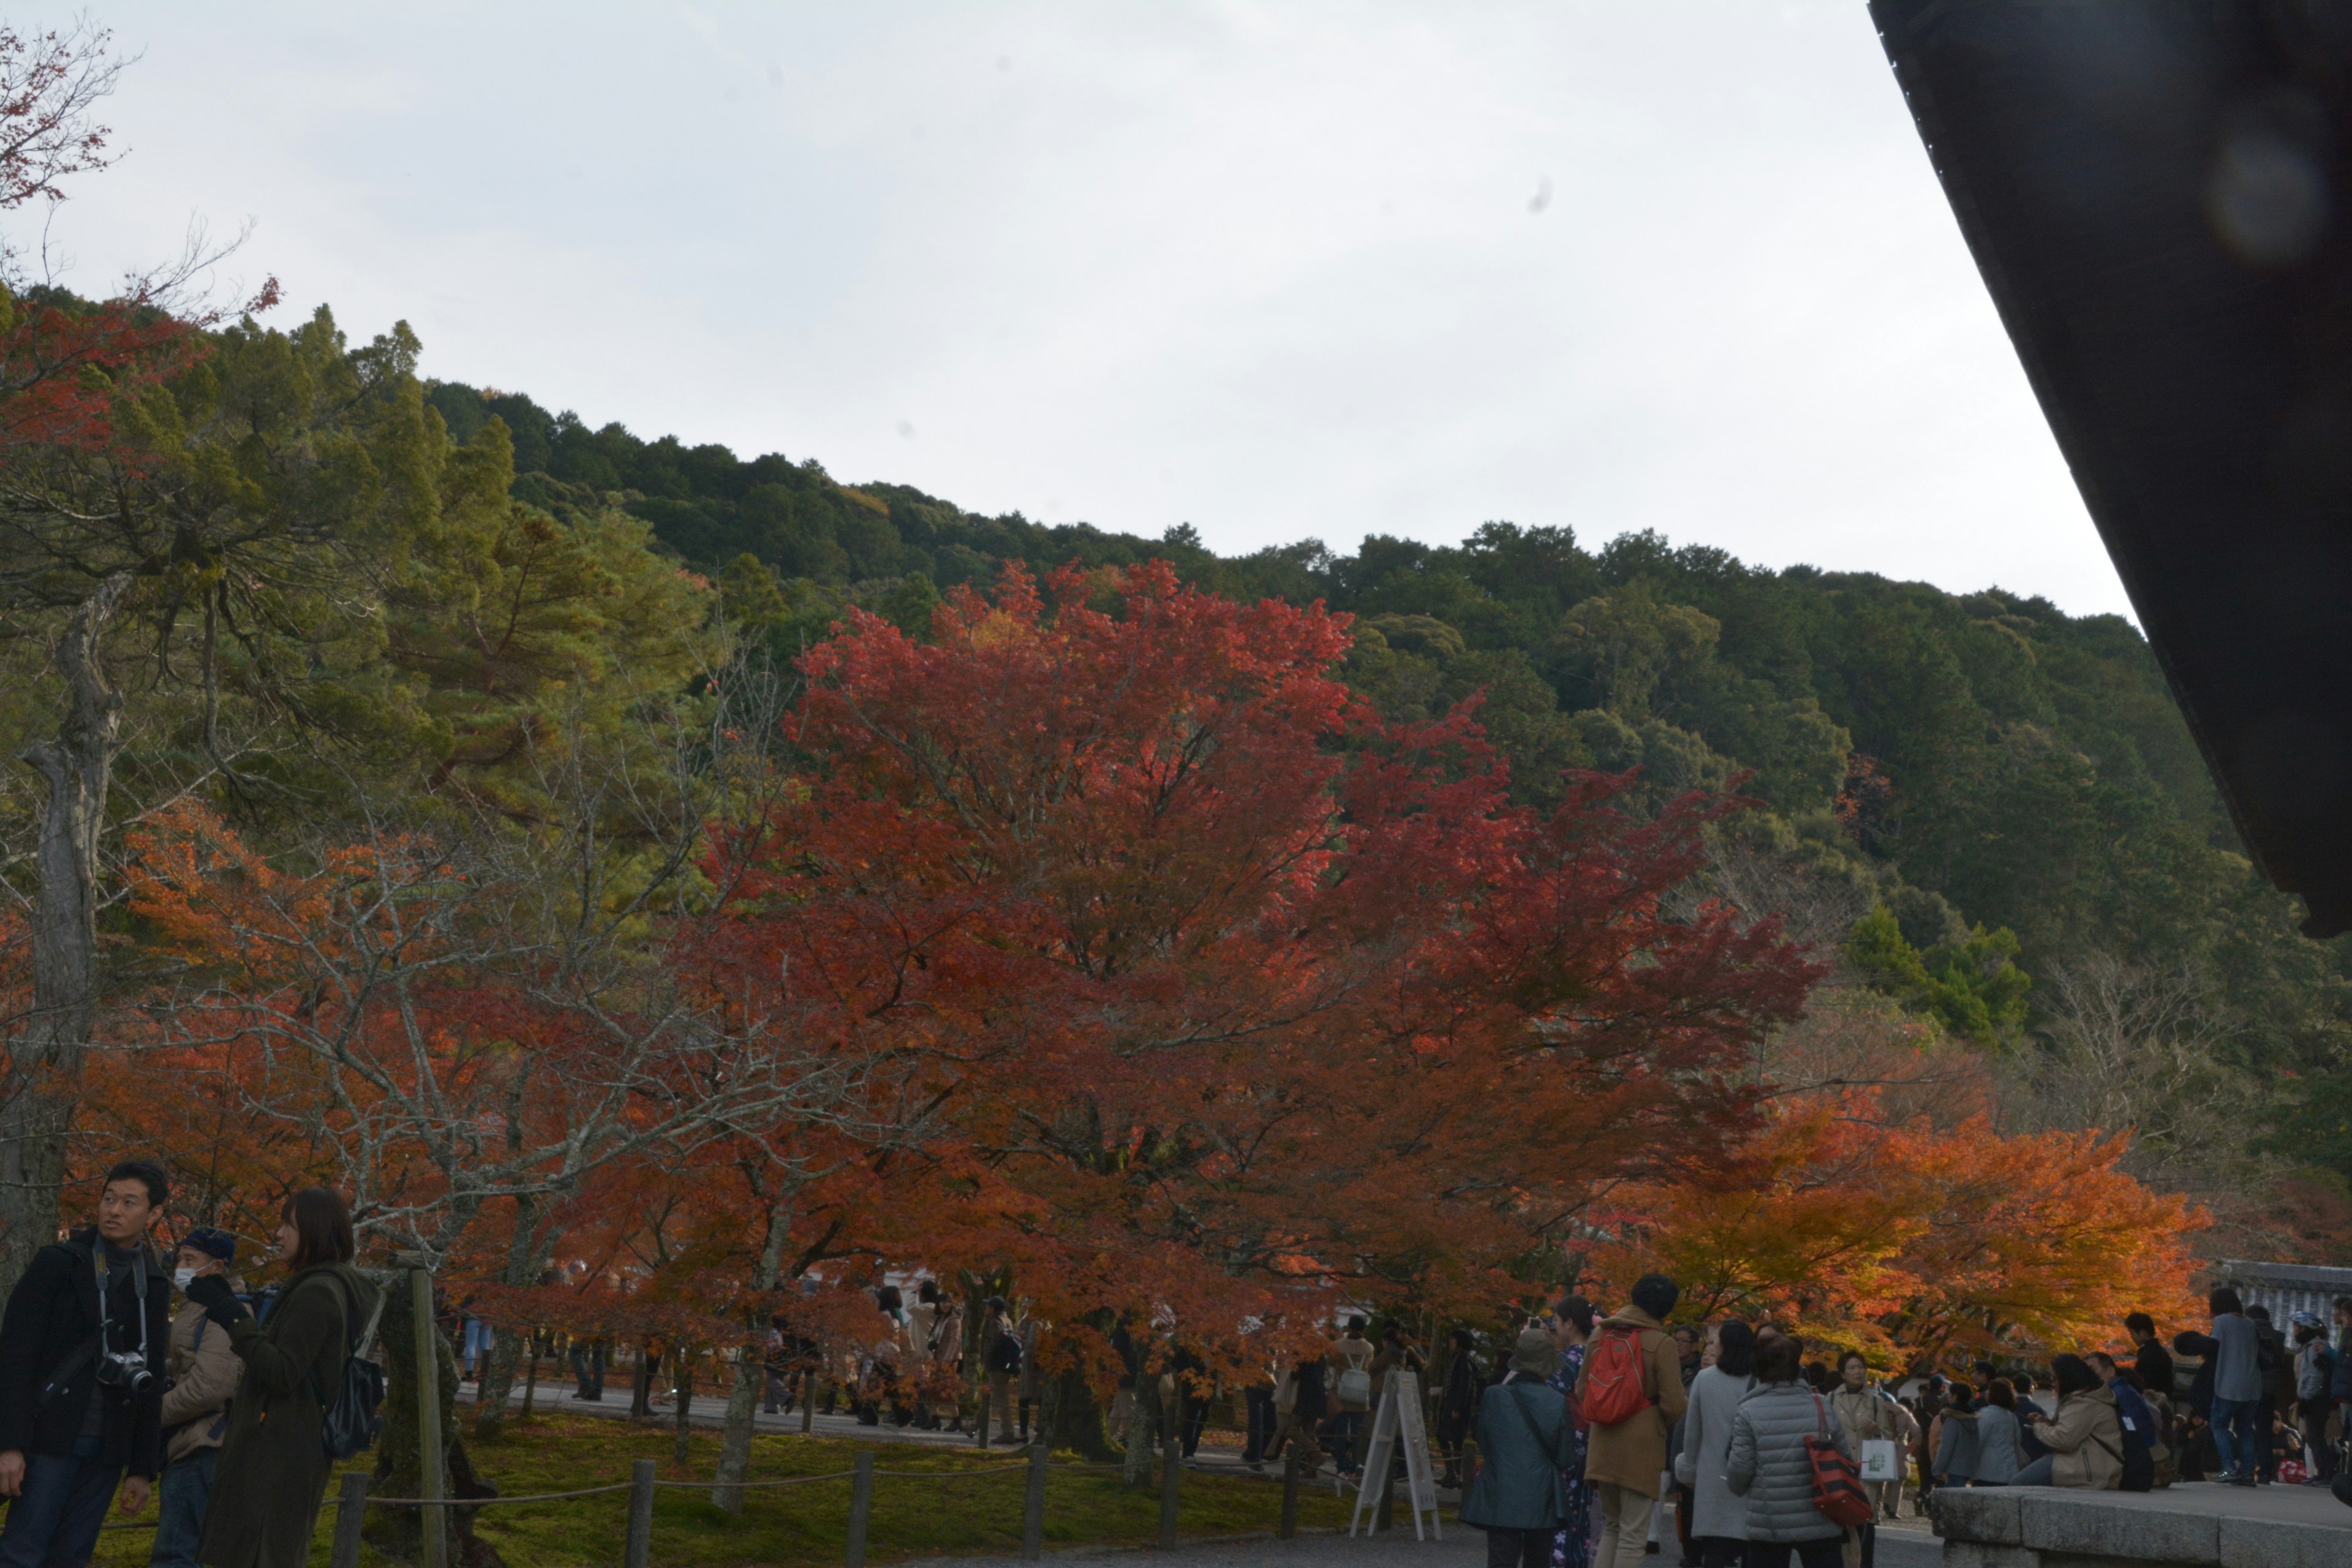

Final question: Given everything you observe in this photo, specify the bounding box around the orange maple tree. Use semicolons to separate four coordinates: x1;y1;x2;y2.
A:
1591;1057;2204;1367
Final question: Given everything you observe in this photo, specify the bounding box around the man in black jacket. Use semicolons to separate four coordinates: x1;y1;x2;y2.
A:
2125;1312;2174;1404
0;1159;172;1568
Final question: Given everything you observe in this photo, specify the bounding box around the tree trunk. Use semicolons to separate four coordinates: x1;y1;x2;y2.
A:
672;1346;696;1469
472;1195;555;1440
1123;1371;1161;1485
0;575;127;1294
1046;1361;1117;1460
630;1343;654;1419
371;1271;507;1567
712;1196;794;1511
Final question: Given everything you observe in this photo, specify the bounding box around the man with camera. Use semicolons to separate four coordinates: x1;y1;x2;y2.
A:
0;1160;173;1567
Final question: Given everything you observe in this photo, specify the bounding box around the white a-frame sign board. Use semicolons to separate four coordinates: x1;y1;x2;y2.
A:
1348;1368;1442;1540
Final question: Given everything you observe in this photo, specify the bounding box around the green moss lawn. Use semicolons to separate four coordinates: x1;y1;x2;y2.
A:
91;1414;1356;1566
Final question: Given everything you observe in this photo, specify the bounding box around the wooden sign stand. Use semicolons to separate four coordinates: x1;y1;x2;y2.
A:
1349;1369;1442;1540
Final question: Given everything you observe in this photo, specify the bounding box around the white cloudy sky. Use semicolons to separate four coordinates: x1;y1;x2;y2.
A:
12;1;2133;617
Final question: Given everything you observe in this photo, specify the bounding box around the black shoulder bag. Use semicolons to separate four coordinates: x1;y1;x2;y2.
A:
309;1273;389;1460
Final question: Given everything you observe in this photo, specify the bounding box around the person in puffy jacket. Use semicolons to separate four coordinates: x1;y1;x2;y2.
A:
2010;1355;2123;1490
1725;1333;1851;1568
1461;1329;1581;1568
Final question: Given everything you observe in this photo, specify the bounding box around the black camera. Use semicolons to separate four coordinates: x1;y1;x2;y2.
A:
96;1348;154;1395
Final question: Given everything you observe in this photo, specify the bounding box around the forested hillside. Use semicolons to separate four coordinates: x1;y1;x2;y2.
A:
423;377;2352;1256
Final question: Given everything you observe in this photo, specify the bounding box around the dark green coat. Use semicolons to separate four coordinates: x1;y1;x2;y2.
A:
1461;1375;1580;1531
198;1264;377;1568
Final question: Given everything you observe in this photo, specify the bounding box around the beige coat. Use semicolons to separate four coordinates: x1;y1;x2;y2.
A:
159;1297;243;1464
1827;1384;1916;1448
1577;1306;1687;1497
2038;1385;2125;1490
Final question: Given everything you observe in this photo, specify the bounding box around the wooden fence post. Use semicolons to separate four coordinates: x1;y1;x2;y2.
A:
802;1373;816;1434
845;1449;875;1568
1157;1403;1182;1548
1020;1439;1048;1560
976;1391;991;1450
625;1457;655;1568
410;1267;447;1568
1279;1447;1300;1540
329;1471;368;1568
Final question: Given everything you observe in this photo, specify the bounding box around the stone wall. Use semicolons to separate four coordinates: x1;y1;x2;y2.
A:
1931;1485;2346;1568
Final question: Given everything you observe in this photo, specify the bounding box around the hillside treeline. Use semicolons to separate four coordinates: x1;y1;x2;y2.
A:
421;377;2352;1253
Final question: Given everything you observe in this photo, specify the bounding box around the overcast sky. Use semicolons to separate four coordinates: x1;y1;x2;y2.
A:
15;1;2135;618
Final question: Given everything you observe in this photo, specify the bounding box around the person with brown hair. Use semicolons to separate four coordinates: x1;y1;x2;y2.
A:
2009;1355;2124;1490
1969;1380;2022;1485
179;1188;379;1568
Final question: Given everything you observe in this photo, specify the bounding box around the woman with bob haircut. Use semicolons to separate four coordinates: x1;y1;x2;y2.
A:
1675;1321;1756;1568
179;1188;379;1568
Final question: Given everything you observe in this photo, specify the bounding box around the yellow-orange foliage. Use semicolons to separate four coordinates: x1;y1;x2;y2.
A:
1593;1085;2204;1368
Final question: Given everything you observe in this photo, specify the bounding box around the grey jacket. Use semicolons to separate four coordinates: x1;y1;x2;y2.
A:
1725;1380;1849;1544
1674;1365;1755;1540
1931;1408;1979;1481
2209;1314;2261;1404
1971;1404;2022;1483
1461;1374;1578;1532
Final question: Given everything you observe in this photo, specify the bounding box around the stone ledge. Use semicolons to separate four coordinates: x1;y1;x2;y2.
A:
2217;1514;2345;1568
1941;1546;2040;1568
1932;1483;2352;1568
2018;1493;2213;1562
1931;1488;2022;1545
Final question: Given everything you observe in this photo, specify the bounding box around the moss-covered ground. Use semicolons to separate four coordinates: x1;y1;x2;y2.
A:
91;1413;1355;1566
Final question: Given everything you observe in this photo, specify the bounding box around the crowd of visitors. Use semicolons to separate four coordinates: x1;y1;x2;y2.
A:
9;1154;2340;1568
1452;1276;2352;1568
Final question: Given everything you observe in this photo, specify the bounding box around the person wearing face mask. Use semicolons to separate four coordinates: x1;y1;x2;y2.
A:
150;1230;243;1568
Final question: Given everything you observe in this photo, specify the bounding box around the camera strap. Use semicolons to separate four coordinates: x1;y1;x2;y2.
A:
87;1235;150;1362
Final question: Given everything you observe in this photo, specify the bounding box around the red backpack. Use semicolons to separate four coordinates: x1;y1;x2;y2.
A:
1580;1323;1653;1427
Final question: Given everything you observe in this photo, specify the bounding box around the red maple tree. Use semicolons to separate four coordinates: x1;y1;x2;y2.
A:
678;560;1817;1370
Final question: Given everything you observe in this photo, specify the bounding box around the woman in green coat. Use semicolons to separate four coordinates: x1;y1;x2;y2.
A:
182;1188;379;1568
1462;1327;1583;1568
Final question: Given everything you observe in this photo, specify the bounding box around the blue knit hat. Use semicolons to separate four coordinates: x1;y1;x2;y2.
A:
181;1227;236;1263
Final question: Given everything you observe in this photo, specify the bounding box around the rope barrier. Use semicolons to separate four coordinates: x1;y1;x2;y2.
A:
355;1457;1049;1506
662;1468;859;1489
360;1482;637;1506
